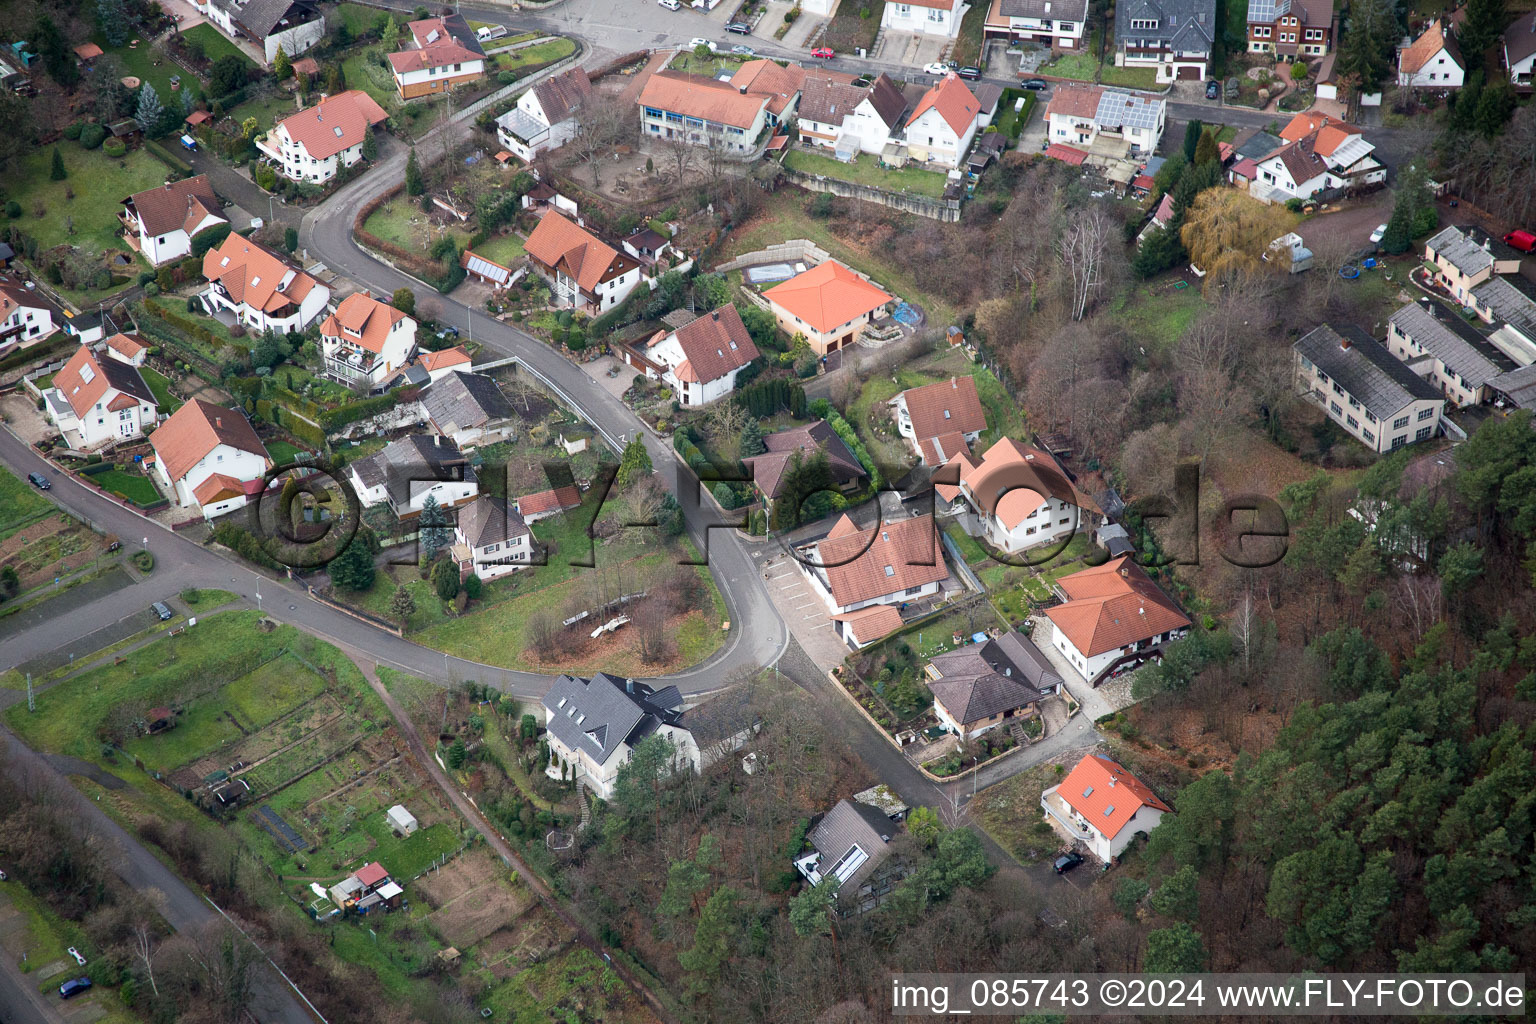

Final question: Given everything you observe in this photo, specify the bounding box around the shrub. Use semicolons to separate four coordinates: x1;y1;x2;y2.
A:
103;139;127;158
4;201;19;219
80;123;107;149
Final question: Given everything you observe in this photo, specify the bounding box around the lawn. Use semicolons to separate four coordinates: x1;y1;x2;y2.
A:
782;149;948;199
0;466;55;542
821;0;885;53
140;365;181;412
495;37;577;73
942;521;987;564
845;352;1026;471
950;0;988;67
181;23;255;67
7;146;167;257
3;611;352;758
86;469;161;506
484;947;634;1022
1040;50;1099;82
105;38;193;109
341;48;410;113
364;197;477;252
667;51;747;76
472;231;526;266
229;88;302;136
266;439;311;466
727;189;958;326
1109;280;1207;356
331;2;389;38
992;91;1036;140
1100;63;1161;89
971;760;1075;864
482;31;544;51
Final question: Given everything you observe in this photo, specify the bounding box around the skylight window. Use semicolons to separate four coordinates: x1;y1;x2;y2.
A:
557;697;567;708
1104;805;1116;816
79;365;95;384
1082;786;1094;797
943;409;951;418
220;257;230;267
334;126;345;137
884;565;894;576
251;276;261;287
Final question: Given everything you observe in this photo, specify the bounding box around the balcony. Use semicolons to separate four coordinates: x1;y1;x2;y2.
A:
324;346;380;385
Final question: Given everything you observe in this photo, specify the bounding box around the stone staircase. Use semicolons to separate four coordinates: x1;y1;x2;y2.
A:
575;777;593;833
1007;720;1030;746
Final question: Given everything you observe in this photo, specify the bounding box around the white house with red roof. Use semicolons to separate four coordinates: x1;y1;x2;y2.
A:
119;176;227;268
389;15;487;100
890;375;987;465
497;67;593;161
523;212;643;316
103;333;148;367
936;438;1102;554
763;260;895;356
255;91;387;184
1041;754;1172;860
641;305;761;406
43;345;158;449
1397;18;1464;88
1250;112;1384;202
202;234;330;334
1045;85;1167;158
904;74;981;168
881;0;966;37
319;292;418;388
799;513;949;631
421;346;472;381
1044;557;1190;684
151;399;273;518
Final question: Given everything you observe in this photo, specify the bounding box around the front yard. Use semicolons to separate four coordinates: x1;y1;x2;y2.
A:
1039;34;1160;89
7;146;166;257
782;149;949;199
494;37;577;74
472;231;526;266
181;23;255;67
364;197;478;252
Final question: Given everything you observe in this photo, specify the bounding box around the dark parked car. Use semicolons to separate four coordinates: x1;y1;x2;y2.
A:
957;65;982;80
27;471;50;490
725;20;752;33
1205;80;1220;99
1053;851;1085;874
1020;78;1048;90
60;977;92;999
152;601;173;621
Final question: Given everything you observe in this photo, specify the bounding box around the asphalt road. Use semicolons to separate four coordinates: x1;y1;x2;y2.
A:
0;731;314;1024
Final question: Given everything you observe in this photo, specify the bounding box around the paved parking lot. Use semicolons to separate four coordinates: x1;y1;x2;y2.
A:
758;550;851;672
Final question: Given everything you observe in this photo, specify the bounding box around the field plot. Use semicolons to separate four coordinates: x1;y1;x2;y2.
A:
416;848;538;949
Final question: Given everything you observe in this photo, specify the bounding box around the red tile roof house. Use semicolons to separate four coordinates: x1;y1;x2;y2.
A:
150;399;273;519
254;90;387;185
42;345;158;450
1041;754;1172;861
798;514;951;647
389;14;488;101
762;259;895;357
319;292;418;389
421;345;472;381
935;438;1102;555
904;73;982;169
119;175;228;267
1043;557;1190;685
515;484;582;523
523;212;644;316
889;375;987;466
201;234;330;335
640;305;760;406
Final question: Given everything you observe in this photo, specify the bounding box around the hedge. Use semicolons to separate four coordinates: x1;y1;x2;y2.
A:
354;184;466;293
268;384;323;421
0;333;73;375
145;140;193;176
211;523;282;570
735;378;805;418
318;391;401;432
810;399;882;491
285;416;327;449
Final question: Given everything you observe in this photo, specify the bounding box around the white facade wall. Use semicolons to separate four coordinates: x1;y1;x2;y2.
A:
1050;627;1121;683
259;126;366;184
395;58;487;95
1295;351;1445;453
1399;46;1464;88
156;442;268;507
904;108;977;168
265;18;324;63
2;302;56;344
51;390;155;447
881;0;963;38
984;495;1085;553
461;532;534;580
1041;784;1166;860
203;279;330;334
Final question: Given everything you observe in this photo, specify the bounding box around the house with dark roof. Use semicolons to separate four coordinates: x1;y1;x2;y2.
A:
928;631;1062;739
934;438;1101;555
524;212;643;315
1114;0;1217;82
151;399;272;518
206;0;323;64
43;345;157;449
1386;299;1517;407
1424;224;1523;302
1041;754;1171;860
1044;85;1167;158
1504;10;1536;87
793;799;904;911
1044;557;1190;684
890;375;987;466
1294;324;1446;453
742;420;868;517
1471;275;1536;355
984;0;1090;51
497;67;593;161
255;91;387;184
640;305;760;406
1398;18;1463;87
799;514;950;630
0;282;57;351
345;434;479;518
1246;0;1334;62
389;15;487;101
452;495;533;581
419;371;517;447
119;176;227;268
541;673;755;800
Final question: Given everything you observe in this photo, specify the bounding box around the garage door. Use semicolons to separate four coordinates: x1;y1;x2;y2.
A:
1177;65;1202;80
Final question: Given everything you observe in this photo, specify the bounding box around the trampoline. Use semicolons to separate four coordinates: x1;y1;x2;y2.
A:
745;263;797;284
893;302;921;326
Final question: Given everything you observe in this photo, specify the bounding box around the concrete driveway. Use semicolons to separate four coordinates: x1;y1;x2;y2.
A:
760;551;850;671
580;354;637;403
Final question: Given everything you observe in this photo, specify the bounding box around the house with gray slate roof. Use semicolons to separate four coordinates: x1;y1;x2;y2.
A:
1386;300;1518;408
983;0;1090;52
419;371;517;448
1114;0;1217;82
927;631;1062;739
1294;324;1445;454
206;0;324;64
345;434;479;519
794;798;906;912
541;673;757;800
452;494;533;581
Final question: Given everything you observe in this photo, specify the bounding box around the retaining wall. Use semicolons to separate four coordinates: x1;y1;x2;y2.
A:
778;167;963;223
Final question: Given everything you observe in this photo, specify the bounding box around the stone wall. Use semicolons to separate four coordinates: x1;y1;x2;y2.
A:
778;168;963;223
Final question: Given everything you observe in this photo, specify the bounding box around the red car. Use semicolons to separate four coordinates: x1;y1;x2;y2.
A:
810;47;834;58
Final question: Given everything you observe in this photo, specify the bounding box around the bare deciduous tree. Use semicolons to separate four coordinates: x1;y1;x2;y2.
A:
134;924;160;997
1055;207;1111;321
661;134;694;184
704;400;751;462
570;96;631;188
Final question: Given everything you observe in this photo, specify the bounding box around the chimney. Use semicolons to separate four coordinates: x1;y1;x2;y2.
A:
625;678;635;693
1119;566;1129;577
1340;335;1352;351
1108;775;1117;787
214;416;222;428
